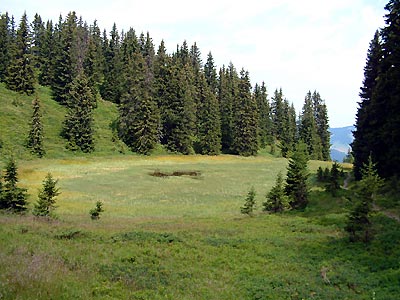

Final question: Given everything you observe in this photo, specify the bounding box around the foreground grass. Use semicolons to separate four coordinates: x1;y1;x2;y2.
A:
0;155;399;299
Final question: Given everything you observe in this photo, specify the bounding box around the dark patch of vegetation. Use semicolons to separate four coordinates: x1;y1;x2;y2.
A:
54;229;84;240
112;231;182;244
149;169;201;178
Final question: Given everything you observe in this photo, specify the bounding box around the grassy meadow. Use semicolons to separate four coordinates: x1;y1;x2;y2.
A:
0;154;399;300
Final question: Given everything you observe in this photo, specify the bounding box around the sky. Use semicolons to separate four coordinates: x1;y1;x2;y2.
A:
2;0;388;127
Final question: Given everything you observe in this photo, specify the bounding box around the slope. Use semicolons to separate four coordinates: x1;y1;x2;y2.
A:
0;83;122;159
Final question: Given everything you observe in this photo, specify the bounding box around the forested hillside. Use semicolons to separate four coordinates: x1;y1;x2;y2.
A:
353;0;400;180
0;11;330;159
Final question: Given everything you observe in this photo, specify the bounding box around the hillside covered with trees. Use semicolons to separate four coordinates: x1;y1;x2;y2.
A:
0;10;330;159
353;0;400;180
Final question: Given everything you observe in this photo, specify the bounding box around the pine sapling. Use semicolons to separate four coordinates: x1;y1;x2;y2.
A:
90;201;104;220
263;172;289;213
241;186;256;216
33;173;60;217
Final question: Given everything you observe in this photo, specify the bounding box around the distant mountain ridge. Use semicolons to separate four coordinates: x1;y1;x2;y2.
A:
330;125;354;162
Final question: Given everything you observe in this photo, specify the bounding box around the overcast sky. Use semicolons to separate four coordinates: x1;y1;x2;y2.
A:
2;0;388;127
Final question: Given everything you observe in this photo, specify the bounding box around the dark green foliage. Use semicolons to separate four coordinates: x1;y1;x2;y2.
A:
285;142;309;209
232;69;258;156
299;91;322;159
345;156;384;242
280;100;297;157
0;13;12;81
31;13;45;69
83;20;104;100
326;162;341;196
159;61;195;154
100;24;123;103
6;12;36;95
0;157;28;212
26;95;45;157
32;173;60;217
90;201;104;220
118;52;159;154
204;51;218;94
312;91;330;160
353;1;400;179
62;72;95;152
254;82;273;148
218;64;236;153
38;20;54;86
51;12;78;104
352;30;382;180
196;72;221;155
263;172;289;213
241;186;256;216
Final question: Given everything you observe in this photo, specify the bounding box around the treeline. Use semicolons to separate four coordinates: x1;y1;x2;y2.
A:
0;11;330;158
353;0;400;179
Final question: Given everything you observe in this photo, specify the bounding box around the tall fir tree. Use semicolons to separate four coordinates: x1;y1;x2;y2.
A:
352;31;383;179
6;12;36;95
254;82;273;148
218;65;235;153
31;13;45;69
38;20;54;86
51;12;78;104
285;142;309;210
118;52;159;154
196;72;221;155
299;91;322;159
204;51;218;94
101;23;123;103
353;1;400;179
27;95;45;157
280;100;297;157
62;72;95;152
232;69;258;156
312;91;330;160
0;13;12;81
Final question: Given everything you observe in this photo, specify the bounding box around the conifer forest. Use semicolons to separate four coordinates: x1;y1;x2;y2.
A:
0;10;330;158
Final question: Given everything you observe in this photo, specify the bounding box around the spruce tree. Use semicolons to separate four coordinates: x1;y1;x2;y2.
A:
101;23;123;103
263;172;289;213
6;12;36;95
51;12;77;104
352;31;382;179
27;95;45;157
345;156;383;242
38;20;54;86
285;142;309;209
299;91;322;159
326;162;341;196
280;100;297;157
241;186;256;216
232;69;258;156
0;13;12;82
312;91;330;160
118;52;159;154
197;72;221;155
62;72;95;152
0;157;28;212
31;13;45;70
218;65;235;153
255;82;273;148
32;173;60;217
204;51;218;94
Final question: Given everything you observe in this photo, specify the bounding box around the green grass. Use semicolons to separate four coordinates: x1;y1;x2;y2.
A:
0;155;399;299
0;83;121;159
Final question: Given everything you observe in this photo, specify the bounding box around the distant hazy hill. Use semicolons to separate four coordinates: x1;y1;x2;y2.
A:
330;126;354;161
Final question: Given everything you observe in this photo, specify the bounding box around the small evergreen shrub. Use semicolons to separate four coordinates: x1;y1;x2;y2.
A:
90;201;104;220
241;186;256;216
